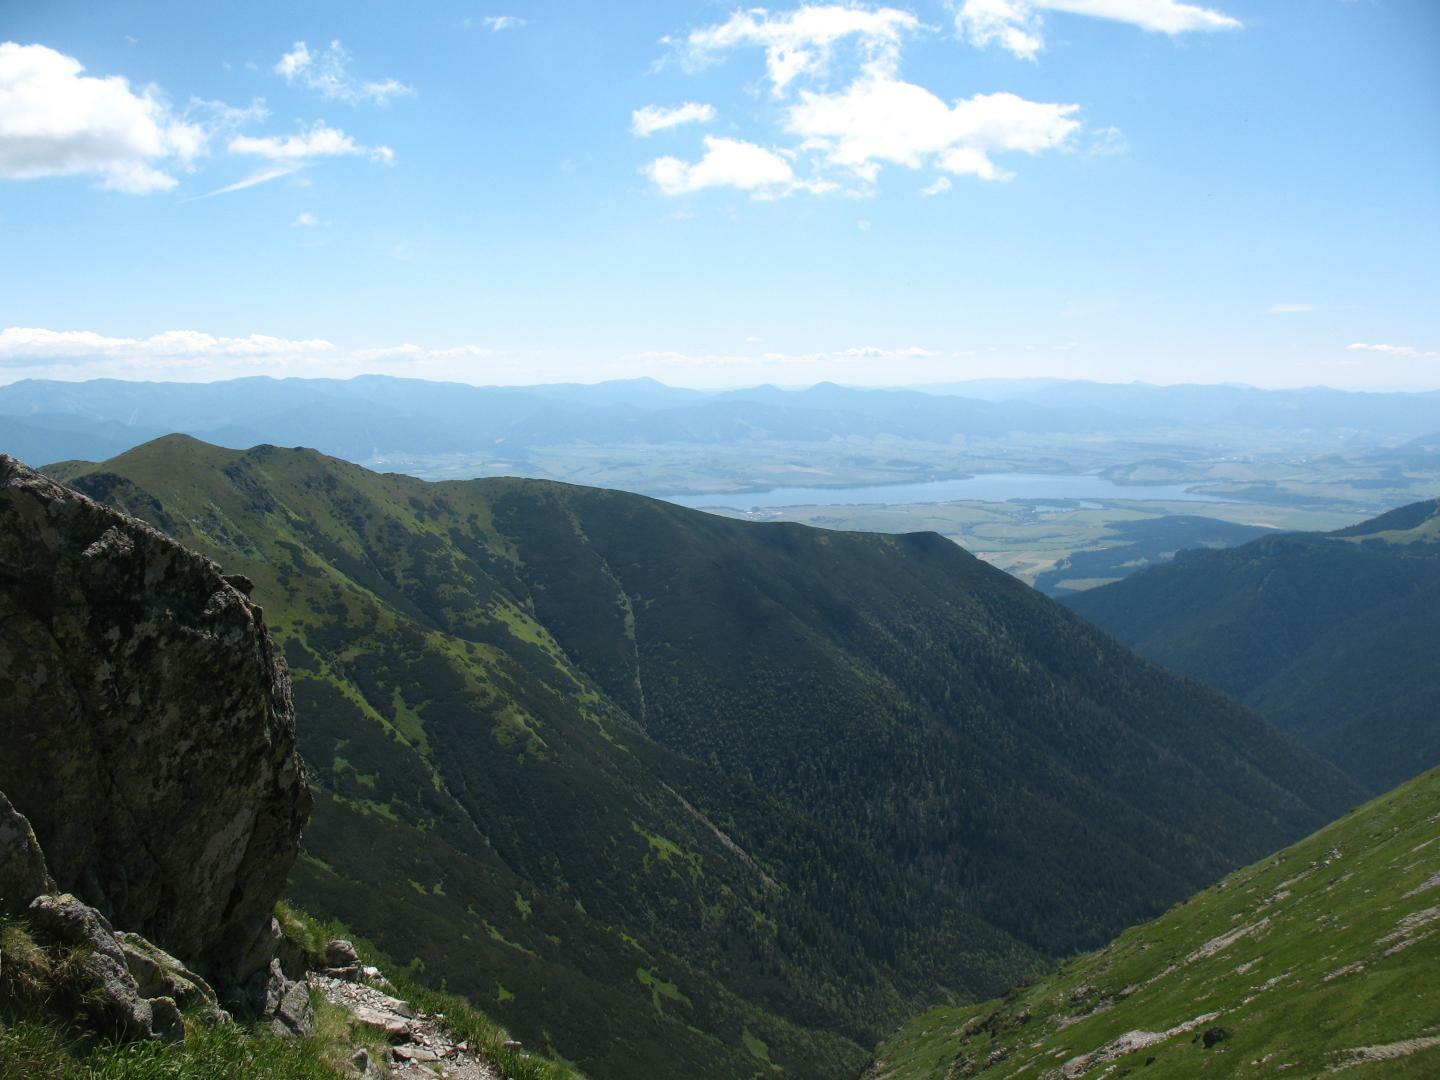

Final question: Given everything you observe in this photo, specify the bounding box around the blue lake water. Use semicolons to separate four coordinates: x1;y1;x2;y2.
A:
666;472;1212;510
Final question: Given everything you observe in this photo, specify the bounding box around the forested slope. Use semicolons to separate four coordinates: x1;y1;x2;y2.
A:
1066;498;1440;791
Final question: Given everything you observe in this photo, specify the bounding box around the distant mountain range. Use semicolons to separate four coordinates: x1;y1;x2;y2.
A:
1066;498;1440;793
45;436;1358;1080
4;375;1439;471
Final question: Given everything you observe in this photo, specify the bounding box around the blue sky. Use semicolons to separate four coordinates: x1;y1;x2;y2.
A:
0;0;1436;388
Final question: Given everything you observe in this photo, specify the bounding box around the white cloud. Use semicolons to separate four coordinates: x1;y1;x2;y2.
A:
0;42;207;193
631;102;717;137
479;16;526;32
683;5;920;96
1346;342;1437;359
786;74;1080;183
644;135;834;197
229;124;394;164
1267;302;1315;315
291;211;318;227
856;218;872;231
920;176;952;196
957;0;1241;58
652;8;1081;195
955;0;1045;60
274;40;413;105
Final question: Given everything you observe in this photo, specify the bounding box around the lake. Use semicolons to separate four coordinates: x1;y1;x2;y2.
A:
666;472;1214;510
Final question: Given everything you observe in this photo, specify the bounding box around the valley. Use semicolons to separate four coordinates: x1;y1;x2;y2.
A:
41;434;1361;1079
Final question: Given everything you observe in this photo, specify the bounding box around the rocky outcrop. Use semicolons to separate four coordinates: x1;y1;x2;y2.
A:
0;455;310;1015
24;892;223;1044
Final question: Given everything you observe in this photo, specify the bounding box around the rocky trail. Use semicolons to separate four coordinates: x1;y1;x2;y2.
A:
306;940;503;1080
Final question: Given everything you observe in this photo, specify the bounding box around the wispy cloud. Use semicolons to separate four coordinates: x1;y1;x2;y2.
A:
682;5;920;96
1267;302;1316;314
956;0;1241;60
229;125;394;164
189;165;303;199
479;15;526;32
1088;125;1128;156
1346;342;1437;359
274;40;413;105
631;102;717;137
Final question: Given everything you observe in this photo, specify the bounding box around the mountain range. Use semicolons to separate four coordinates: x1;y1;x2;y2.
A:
43;435;1360;1080
1066;498;1440;793
6;376;1440;474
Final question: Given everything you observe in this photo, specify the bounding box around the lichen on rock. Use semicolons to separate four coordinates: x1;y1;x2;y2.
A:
0;789;55;915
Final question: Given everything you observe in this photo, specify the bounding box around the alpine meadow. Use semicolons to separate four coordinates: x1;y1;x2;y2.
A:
0;2;1436;1079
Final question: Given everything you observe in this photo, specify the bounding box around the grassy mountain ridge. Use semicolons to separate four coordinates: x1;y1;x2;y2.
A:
1065;498;1440;791
50;436;1357;1078
872;763;1440;1078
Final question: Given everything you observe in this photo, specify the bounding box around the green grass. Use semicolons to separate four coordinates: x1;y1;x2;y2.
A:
0;1014;344;1080
872;765;1440;1078
635;967;692;1018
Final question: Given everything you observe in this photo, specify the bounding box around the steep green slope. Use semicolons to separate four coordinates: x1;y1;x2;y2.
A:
55;437;1356;1079
1065;499;1440;791
872;764;1440;1079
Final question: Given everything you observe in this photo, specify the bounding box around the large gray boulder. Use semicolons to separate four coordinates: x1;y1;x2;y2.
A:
0;455;311;1010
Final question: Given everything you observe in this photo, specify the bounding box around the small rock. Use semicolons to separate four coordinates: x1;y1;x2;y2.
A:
503;1039;523;1051
326;938;360;967
272;977;316;1037
117;931;222;1014
223;573;255;595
